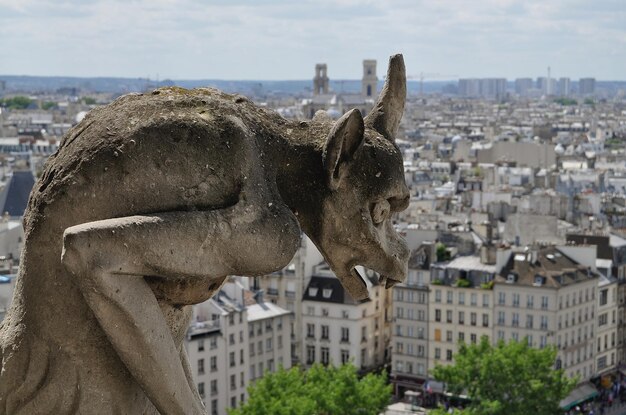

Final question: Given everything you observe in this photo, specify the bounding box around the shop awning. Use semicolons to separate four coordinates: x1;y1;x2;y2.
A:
560;382;598;410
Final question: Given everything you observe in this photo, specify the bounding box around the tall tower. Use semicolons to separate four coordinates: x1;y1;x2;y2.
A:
313;64;329;96
362;60;378;98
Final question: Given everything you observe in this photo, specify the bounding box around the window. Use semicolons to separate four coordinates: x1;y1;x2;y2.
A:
266;338;273;351
541;315;548;330
198;382;205;399
471;293;477;306
435;348;441;360
459;332;465;342
229;352;235;367
446;349;453;361
470;334;477;344
482;314;489;327
250;342;255;356
341;349;350;364
361;326;367;342
198;359;205;375
527;295;534;309
446;310;453;323
341;327;350;343
447;291;453;304
210;356;217;372
513;293;520;307
210;337;217;350
342;310;349;319
231;397;236;408
211;400;218;415
268;359;274;372
459;292;465;305
435;290;442;303
321;325;329;340
278;335;283;349
322;308;329;317
435;309;441;322
417;345;425;357
198;340;205;352
396;307;404;319
482;294;489;307
526;315;533;329
498;292;505;305
446;330;453;342
417;327;424;339
459;311;465;325
320;347;329;365
471;312;477;326
512;313;519;327
229;333;235;345
230;374;236;390
600;289;608;306
307;323;315;339
250;365;256;380
498;311;505;325
210;380;218;396
599;313;608;326
306;345;315;364
434;328;441;341
541;296;549;310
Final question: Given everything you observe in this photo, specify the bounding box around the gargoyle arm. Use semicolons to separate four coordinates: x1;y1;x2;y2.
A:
61;200;300;414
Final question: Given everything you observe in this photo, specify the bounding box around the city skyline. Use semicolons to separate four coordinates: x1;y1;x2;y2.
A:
0;0;624;81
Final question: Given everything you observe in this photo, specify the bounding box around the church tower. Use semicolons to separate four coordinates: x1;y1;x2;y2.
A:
362;60;377;98
313;64;329;95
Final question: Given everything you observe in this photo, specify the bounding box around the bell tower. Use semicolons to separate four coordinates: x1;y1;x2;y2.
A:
313;64;329;95
362;60;377;98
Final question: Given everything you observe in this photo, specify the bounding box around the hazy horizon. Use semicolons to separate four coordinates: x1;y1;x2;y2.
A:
1;0;624;81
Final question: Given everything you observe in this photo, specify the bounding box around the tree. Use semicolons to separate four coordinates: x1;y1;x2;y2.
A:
431;337;577;415
229;363;392;415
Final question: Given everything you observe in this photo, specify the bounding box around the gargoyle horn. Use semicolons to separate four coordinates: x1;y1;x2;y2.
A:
363;54;406;142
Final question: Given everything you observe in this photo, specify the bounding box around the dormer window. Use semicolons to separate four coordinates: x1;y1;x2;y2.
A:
533;275;544;287
506;273;517;283
323;288;333;299
308;287;318;297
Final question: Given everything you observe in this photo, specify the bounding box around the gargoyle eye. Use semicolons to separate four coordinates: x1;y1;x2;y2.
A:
371;199;391;225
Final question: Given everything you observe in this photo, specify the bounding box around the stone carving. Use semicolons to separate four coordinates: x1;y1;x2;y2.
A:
0;54;409;414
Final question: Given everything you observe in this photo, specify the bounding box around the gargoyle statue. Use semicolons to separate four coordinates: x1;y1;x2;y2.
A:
0;54;410;414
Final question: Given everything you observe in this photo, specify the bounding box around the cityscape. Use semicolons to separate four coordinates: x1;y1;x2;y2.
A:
0;56;626;414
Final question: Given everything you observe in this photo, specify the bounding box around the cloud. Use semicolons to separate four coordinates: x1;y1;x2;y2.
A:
0;0;624;79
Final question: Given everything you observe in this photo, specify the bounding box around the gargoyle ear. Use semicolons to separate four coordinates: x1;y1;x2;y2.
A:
363;54;406;142
323;108;365;191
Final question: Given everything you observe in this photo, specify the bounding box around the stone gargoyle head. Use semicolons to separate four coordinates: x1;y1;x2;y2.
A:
302;54;410;302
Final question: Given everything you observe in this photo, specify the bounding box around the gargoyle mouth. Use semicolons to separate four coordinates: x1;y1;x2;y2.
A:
347;266;403;303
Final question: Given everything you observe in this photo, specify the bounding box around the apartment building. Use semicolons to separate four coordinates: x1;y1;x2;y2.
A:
391;243;433;396
428;255;496;371
185;280;291;415
301;263;388;370
494;246;598;381
595;276;619;375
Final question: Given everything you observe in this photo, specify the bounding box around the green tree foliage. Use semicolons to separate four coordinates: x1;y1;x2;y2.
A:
432;337;577;415
41;101;57;110
436;242;450;262
229;363;392;415
553;98;578;106
0;96;32;110
81;97;97;105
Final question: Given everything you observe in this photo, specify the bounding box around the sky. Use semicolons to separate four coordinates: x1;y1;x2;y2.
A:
0;0;624;81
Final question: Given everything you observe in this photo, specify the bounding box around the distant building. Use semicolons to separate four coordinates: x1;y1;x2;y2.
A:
391;243;433;397
495;246;599;381
515;78;533;96
301;263;389;371
313;64;329;96
458;78;506;99
558;78;571;97
579;78;596;96
185;280;291;415
428;254;497;374
362;60;378;98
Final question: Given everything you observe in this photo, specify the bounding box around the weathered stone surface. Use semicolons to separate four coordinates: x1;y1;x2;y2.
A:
0;55;409;414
